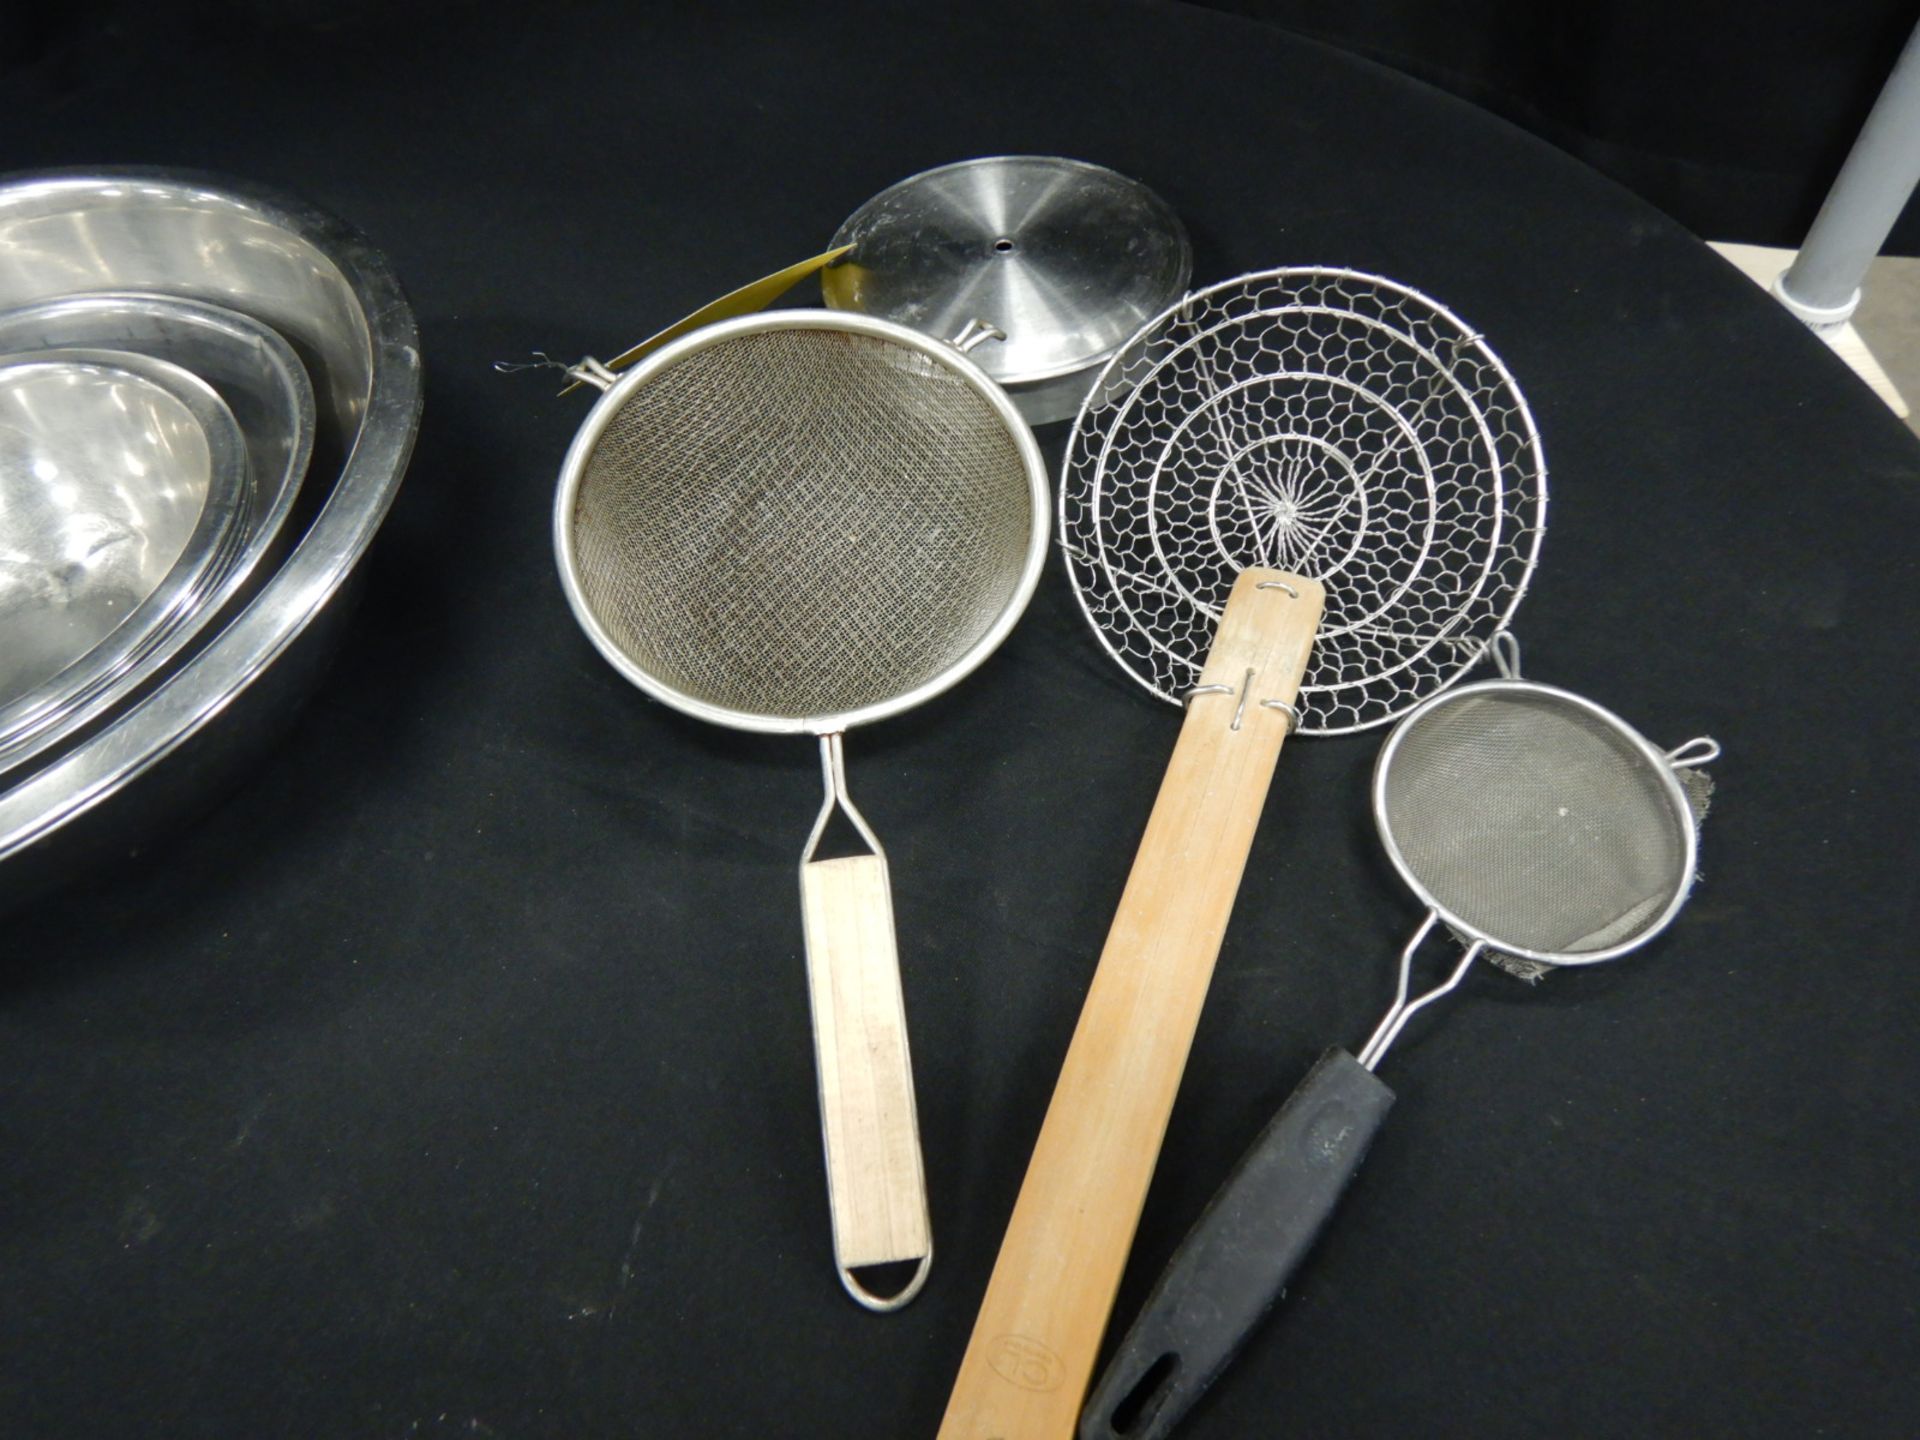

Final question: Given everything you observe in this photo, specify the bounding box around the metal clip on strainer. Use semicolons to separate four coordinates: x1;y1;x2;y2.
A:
552;310;1048;1311
1081;641;1721;1440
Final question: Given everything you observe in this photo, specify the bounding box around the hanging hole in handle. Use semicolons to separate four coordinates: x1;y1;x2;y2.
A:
840;1251;932;1313
1667;736;1722;770
1108;1352;1181;1436
993;237;1016;253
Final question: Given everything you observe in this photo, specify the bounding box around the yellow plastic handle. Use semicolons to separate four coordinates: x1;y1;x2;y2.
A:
557;244;853;395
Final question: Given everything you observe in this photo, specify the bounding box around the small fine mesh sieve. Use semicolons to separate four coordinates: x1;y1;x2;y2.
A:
563;320;1040;727
1378;686;1692;960
1356;674;1717;1070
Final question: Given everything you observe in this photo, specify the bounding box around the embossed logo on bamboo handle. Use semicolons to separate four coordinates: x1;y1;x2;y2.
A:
986;1334;1064;1392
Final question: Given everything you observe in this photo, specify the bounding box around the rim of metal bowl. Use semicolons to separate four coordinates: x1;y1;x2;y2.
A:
0;168;423;861
552;309;1051;737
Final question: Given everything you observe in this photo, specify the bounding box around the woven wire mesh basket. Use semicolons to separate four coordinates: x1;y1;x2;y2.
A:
1060;267;1547;734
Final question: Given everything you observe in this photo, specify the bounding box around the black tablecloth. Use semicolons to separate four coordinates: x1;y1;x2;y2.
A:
6;4;1918;1436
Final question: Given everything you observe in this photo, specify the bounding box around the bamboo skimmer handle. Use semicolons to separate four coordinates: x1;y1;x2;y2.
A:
937;568;1324;1437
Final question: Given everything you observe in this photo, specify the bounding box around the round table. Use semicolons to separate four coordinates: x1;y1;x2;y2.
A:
5;3;1916;1436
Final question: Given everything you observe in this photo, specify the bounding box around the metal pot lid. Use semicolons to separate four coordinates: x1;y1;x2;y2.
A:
823;156;1191;389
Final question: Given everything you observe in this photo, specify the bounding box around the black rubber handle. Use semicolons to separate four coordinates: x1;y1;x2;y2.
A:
1079;1049;1396;1440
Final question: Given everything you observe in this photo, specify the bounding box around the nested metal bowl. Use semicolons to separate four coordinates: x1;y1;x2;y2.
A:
0;350;252;760
0;170;423;911
0;294;317;772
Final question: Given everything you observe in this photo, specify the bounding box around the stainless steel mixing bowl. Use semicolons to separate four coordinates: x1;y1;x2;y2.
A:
0;352;252;756
0;294;317;774
0;170;423;909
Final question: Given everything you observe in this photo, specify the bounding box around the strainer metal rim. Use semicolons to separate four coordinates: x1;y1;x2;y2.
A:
552;308;1051;736
1369;677;1699;968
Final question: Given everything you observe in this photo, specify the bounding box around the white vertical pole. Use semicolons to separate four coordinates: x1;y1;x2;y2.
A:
1776;21;1920;325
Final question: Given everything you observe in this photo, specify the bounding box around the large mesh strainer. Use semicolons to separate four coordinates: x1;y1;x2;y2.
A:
553;310;1048;1311
1082;658;1721;1440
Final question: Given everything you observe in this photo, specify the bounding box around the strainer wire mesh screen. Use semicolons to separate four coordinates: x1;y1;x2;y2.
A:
1379;689;1690;958
1061;268;1546;733
569;327;1035;722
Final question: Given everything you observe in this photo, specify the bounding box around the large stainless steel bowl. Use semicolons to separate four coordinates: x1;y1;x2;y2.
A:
0;170;423;910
